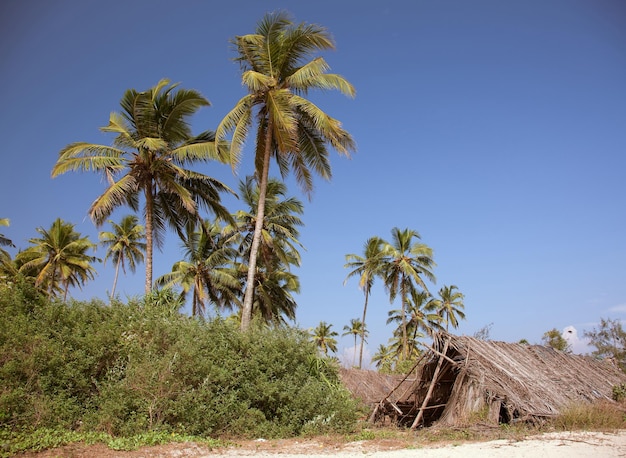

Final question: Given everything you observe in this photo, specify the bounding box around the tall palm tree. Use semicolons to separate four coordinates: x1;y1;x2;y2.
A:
226;176;304;324
381;227;436;359
344;236;385;368
311;321;338;356
52;79;234;294
156;221;240;317
432;284;466;331
342;318;367;367
216;11;356;330
17;218;98;300
99;215;146;297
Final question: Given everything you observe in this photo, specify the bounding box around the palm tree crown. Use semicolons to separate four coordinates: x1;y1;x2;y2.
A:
216;11;356;330
311;321;339;356
17;218;98;300
381;227;436;358
52;79;233;293
99;215;146;298
344;236;385;368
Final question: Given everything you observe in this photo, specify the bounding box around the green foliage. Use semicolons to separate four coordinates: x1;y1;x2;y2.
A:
541;328;571;352
0;283;358;453
584;318;626;371
612;383;626;402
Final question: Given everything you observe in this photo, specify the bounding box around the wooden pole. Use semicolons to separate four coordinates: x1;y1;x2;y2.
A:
411;338;450;429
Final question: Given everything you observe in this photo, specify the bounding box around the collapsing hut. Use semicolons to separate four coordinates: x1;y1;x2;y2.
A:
369;333;626;428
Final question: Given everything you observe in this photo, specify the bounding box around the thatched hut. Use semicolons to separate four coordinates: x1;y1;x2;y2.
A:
365;333;626;428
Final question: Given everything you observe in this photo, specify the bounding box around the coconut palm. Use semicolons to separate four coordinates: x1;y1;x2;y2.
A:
247;264;299;325
156;221;240;317
311;321;338;356
99;215;146;297
342;318;367;367
381;227;436;359
225;176;304;324
52;79;233;294
344;236;385;368
371;344;394;373
0;218;14;255
216;11;356;330
17;218;98;300
432;285;466;331
387;290;443;340
228;176;304;269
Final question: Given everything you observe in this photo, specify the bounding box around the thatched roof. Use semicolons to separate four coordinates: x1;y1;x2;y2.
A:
357;333;626;428
339;368;412;406
431;334;626;422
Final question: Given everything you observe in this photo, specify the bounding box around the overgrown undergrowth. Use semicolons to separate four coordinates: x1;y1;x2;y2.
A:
0;281;360;456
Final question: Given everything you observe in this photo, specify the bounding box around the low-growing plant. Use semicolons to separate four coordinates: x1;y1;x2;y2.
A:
612;383;626;402
553;401;626;431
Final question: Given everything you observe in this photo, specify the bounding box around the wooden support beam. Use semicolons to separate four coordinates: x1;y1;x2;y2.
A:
411;338;450;429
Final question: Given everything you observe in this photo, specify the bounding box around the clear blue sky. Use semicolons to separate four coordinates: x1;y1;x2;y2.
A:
2;0;625;361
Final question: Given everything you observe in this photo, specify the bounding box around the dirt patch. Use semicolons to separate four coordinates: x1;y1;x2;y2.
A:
15;430;626;457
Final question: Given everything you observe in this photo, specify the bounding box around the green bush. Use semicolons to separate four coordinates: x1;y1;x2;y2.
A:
0;282;358;448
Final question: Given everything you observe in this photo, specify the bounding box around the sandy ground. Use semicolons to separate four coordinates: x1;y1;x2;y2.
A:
18;430;626;457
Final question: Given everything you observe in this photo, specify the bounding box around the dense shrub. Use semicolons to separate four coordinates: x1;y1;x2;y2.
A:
0;282;358;440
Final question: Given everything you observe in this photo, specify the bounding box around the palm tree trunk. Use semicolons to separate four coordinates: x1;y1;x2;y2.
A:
358;291;369;369
111;258;121;298
401;277;408;360
145;187;154;294
240;119;273;331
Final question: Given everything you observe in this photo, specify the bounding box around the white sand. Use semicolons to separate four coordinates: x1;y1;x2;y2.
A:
211;431;626;457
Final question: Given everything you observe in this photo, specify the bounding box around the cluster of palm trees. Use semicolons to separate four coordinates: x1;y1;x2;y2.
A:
0;174;305;324
342;228;466;372
28;11;354;330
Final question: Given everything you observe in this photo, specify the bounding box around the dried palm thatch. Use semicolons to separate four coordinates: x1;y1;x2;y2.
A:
364;333;626;428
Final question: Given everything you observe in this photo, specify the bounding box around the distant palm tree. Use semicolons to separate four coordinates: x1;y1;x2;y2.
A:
156;221;240;317
99;215;146;297
216;12;356;331
344;236;385;368
52;79;233;294
387;290;443;340
247;265;300;325
311;321;338;356
380;228;436;358
371;344;394;373
342;318;367;367
17;218;98;300
432;285;465;331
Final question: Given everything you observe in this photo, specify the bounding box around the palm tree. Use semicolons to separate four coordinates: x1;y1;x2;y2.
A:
247;265;300;325
99;215;146;297
0;218;14;256
381;227;436;359
226;176;304;324
387;290;443;341
344;236;385;368
17;218;98;300
371;344;394;373
156;221;240;317
342;318;367;367
228;176;304;270
52;79;234;294
216;11;356;330
432;285;466;331
311;321;338;356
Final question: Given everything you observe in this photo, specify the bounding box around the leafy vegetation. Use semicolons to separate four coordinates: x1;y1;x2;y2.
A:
0;281;359;454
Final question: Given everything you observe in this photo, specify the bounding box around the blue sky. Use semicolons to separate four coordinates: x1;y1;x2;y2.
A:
1;0;625;361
